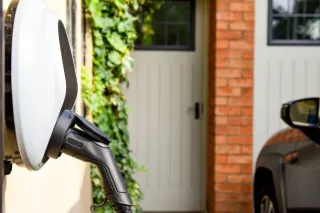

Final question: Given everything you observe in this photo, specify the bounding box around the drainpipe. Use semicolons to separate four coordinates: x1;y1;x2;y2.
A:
71;0;83;115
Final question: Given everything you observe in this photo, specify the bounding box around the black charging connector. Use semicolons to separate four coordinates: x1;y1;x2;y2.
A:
45;110;133;213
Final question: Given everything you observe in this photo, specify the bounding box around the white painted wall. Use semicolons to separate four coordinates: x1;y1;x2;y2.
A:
3;1;92;213
254;0;320;164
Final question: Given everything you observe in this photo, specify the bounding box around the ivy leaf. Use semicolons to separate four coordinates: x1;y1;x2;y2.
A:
92;16;104;28
122;55;135;71
88;0;101;17
118;20;133;33
107;32;128;53
126;31;137;40
108;51;122;65
114;0;126;8
102;17;115;32
107;61;116;68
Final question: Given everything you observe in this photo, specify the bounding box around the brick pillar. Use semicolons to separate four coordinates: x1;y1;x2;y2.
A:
207;0;255;212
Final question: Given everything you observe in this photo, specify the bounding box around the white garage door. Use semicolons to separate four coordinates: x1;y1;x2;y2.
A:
254;0;320;164
126;0;206;211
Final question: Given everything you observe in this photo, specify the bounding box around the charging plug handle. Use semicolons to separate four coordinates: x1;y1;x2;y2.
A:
46;110;133;212
60;128;133;212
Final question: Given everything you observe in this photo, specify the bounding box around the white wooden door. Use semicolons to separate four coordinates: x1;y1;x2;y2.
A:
126;0;205;211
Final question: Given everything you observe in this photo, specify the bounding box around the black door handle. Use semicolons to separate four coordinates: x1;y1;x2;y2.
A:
194;102;200;120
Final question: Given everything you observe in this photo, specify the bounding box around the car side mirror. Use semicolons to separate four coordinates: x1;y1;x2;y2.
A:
281;97;320;129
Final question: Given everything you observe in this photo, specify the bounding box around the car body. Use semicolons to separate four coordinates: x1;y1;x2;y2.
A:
253;97;320;213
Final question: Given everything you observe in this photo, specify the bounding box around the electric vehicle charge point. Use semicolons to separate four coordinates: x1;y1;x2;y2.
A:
3;0;133;212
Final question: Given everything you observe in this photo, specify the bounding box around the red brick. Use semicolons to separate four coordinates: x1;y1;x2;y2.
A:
217;21;229;30
240;184;253;193
241;165;253;173
228;136;252;145
216;155;228;163
208;0;254;211
228;117;252;125
229;59;253;68
217;192;252;202
228;155;252;164
232;193;252;202
215;145;241;154
244;13;255;21
216;87;241;96
216;11;243;21
216;116;228;125
215;136;227;144
215;183;241;192
215;78;228;87
228;175;252;184
215;201;241;211
244;31;254;41
229;40;253;49
242;88;253;96
217;30;242;40
217;2;229;11
242;107;253;115
241;146;252;154
241;126;252;135
215;107;241;115
229;97;252;106
230;21;254;31
216;69;241;78
215;125;241;135
243;50;254;59
229;79;253;87
241;203;254;212
216;50;243;59
230;2;254;12
215;164;241;174
215;174;227;183
216;40;229;49
242;69;253;78
215;193;229;202
216;60;228;68
215;97;228;105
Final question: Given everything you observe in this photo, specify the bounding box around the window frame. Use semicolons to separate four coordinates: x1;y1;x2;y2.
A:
267;0;320;46
134;0;196;51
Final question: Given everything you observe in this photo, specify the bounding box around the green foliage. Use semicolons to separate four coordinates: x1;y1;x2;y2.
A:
82;0;144;212
134;0;164;45
82;0;166;212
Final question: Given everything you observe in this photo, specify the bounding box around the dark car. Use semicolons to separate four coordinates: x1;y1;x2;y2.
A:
254;97;320;213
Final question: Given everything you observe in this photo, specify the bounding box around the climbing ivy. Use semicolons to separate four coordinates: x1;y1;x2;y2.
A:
82;0;142;212
82;0;165;212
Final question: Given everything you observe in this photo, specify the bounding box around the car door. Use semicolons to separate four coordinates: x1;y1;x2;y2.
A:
284;140;320;212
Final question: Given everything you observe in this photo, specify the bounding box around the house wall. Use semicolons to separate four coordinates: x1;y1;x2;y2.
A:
3;1;91;213
207;0;255;212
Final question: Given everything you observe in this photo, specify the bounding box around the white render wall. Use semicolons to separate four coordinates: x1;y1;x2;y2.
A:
3;1;91;213
253;0;320;165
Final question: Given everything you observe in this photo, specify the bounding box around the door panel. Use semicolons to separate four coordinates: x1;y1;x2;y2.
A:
125;0;205;211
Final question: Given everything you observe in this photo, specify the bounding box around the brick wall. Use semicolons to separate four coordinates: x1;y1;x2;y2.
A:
207;0;255;212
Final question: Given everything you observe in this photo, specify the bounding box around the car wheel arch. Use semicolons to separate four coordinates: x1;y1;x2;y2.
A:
254;153;288;213
254;167;275;210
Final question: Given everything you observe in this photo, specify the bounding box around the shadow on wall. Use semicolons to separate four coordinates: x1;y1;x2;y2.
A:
4;156;92;213
67;164;92;213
